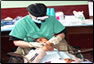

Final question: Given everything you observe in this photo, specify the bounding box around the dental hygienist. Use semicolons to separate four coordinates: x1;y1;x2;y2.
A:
9;3;72;55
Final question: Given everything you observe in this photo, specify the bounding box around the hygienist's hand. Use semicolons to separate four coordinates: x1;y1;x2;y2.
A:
29;42;44;48
42;41;54;51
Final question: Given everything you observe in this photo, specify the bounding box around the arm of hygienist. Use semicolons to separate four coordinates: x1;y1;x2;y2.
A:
12;32;65;48
9;36;43;48
56;32;65;39
55;27;67;39
48;28;67;45
13;40;32;48
10;28;66;48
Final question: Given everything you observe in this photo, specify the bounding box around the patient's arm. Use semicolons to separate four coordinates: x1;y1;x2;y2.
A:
24;48;46;63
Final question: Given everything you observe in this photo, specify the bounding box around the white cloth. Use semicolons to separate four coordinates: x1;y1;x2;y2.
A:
24;48;46;63
24;48;91;63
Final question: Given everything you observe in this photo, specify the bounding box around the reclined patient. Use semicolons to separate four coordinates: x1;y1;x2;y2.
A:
7;37;83;63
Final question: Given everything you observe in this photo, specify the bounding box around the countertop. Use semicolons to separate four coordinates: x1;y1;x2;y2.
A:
1;19;93;32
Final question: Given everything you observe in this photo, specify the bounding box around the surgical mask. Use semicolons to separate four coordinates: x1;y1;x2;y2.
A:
32;16;48;23
32;18;42;23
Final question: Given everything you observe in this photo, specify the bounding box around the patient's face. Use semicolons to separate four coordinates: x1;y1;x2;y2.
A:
36;37;48;44
36;37;54;51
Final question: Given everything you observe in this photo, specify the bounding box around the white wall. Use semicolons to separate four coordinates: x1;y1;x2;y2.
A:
1;1;88;8
88;1;93;16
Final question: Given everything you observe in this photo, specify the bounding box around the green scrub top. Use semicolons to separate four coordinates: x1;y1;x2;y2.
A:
9;15;65;42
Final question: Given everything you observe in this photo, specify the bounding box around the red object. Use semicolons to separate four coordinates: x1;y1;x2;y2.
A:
56;16;60;20
45;61;51;63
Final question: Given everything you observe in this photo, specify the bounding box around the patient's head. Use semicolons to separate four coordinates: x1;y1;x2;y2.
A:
36;37;54;51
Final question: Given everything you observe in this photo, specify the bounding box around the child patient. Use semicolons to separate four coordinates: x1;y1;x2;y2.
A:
24;37;54;63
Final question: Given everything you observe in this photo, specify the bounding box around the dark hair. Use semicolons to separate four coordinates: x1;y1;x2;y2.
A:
27;3;47;17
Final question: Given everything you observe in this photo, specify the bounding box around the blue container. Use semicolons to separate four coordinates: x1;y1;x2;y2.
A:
50;8;56;16
47;8;56;16
1;20;14;26
47;8;51;16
